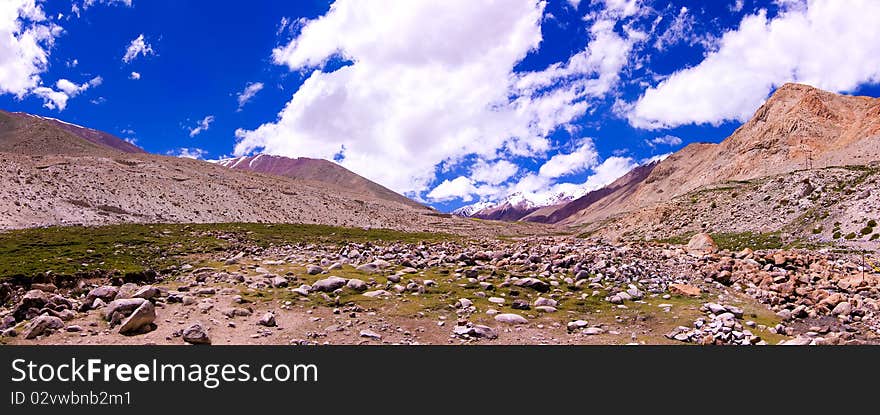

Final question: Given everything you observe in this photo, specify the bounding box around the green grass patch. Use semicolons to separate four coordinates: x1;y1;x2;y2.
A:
654;231;820;251
0;223;455;280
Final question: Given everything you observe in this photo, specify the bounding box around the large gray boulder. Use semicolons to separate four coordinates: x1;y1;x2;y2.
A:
22;315;64;339
311;276;347;292
118;301;156;335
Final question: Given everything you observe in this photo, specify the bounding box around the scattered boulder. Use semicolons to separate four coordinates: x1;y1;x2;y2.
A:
132;285;160;300
356;263;379;274
103;298;148;321
306;265;324;275
346;278;367;292
512;277;550;292
258;312;277;327
494;313;528;325
686;233;718;255
118;301;156;335
182;323;211;345
311;276;347;292
359;329;382;340
22;315;64;339
669;284;701;297
85;286;119;306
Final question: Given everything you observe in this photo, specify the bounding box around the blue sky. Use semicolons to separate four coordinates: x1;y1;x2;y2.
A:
2;0;880;212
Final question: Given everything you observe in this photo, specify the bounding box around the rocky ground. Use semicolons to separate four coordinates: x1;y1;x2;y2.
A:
2;232;877;346
587;164;880;250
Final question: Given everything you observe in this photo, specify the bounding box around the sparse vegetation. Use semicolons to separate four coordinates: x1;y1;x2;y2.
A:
0;223;455;280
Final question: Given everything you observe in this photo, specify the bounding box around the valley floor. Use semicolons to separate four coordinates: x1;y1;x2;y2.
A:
1;223;878;345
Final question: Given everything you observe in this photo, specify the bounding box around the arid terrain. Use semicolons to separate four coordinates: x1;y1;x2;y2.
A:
1;224;877;345
1;84;879;345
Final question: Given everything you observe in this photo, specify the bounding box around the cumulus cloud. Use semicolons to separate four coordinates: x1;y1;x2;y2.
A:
470;159;519;186
28;76;102;111
236;82;264;110
234;0;640;197
626;0;880;129
503;155;638;205
55;76;102;96
188;115;215;137
129;71;141;80
169;147;208;160
0;0;62;99
646;134;682;147
426;177;480;203
538;139;599;179
122;34;154;63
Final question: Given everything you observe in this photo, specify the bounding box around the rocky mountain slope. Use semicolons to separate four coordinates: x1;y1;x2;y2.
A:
0;110;541;236
558;83;880;227
216;154;426;210
0;110;143;155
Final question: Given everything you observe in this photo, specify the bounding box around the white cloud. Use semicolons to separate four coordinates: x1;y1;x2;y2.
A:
31;87;69;110
470;159;519;186
502;155;638;206
188;115;215;137
653;7;712;52
235;0;639;197
578;156;638;189
626;0;880;129
730;0;745;12
647;134;682;147
601;0;644;18
82;0;133;8
538;139;599;179
122;34;154;63
169;147;208;160
0;0;62;99
129;71;141;80
32;76;102;110
236;82;264;110
426;176;479;203
55;76;102;96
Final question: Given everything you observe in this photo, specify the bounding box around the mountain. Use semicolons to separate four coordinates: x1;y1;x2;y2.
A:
451;200;496;217
452;186;598;221
520;161;659;224
534;83;880;245
553;83;880;227
0;110;490;235
215;154;426;210
0;110;144;155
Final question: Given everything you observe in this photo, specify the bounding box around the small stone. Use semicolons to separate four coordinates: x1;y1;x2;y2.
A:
258;312;277;327
346;278;367;292
182;323;211;345
583;327;604;335
271;277;289;288
832;301;852;316
511;299;530;310
360;329;382;340
494;313;528;325
307;265;324;275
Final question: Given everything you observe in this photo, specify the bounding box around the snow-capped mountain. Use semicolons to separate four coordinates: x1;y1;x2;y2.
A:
453;189;586;221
